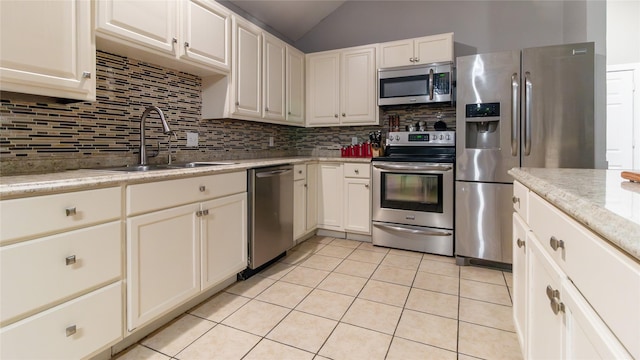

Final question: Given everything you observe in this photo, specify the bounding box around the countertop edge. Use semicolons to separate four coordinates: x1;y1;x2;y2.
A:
509;168;640;262
0;157;370;199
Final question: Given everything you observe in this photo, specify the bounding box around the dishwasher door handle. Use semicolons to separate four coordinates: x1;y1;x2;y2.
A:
255;169;292;178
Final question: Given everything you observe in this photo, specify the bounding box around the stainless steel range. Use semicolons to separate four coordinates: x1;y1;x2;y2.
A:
371;131;455;256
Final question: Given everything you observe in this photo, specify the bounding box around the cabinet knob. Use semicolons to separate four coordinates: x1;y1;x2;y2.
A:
334;114;338;118
342;113;346;117
199;185;206;192
82;71;91;79
172;38;178;44
65;325;77;337
549;236;565;251
365;184;369;189
414;58;420;62
512;196;520;205
354;169;359;174
545;285;565;315
65;255;76;266
516;238;525;248
298;170;302;174
409;57;415;62
265;107;269;112
184;41;190;48
304;184;308;188
65;207;77;216
235;101;240;106
288;111;292;115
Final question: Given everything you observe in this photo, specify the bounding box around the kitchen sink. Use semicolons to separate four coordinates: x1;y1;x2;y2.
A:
101;162;238;172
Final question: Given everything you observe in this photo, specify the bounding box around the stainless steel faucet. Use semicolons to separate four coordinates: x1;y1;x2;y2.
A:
139;106;174;165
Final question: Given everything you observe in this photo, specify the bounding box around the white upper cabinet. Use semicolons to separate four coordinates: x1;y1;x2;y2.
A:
262;33;286;122
286;46;305;125
306;45;378;127
231;16;262;119
380;32;454;68
180;0;231;70
95;0;230;75
0;0;95;101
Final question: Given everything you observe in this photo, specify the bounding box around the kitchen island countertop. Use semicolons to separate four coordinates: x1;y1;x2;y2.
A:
0;156;370;199
509;167;640;262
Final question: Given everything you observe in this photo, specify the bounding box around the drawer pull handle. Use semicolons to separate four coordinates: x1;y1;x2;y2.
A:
66;325;77;337
549;236;565;251
65;255;76;266
65;207;77;216
512;196;520;205
516;238;525;248
199;186;206;192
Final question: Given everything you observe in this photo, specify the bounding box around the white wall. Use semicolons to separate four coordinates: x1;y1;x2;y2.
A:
295;1;568;54
607;0;640;65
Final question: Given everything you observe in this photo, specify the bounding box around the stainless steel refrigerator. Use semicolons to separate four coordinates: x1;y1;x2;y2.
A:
455;42;595;265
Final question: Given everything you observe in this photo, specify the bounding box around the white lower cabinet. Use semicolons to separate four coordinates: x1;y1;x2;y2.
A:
318;163;344;231
1;282;122;359
343;163;371;234
126;172;247;332
305;164;319;233
127;203;201;331
201;193;247;290
294;163;319;240
513;181;637;360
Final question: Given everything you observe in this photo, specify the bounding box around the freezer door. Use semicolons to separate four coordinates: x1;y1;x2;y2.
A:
456;51;521;183
455;181;513;264
521;42;594;168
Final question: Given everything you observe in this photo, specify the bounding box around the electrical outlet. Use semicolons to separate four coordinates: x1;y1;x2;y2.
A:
186;132;198;147
268;136;274;147
352;136;358;145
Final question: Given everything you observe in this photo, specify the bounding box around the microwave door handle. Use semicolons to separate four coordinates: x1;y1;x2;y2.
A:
429;68;434;100
511;73;519;157
373;223;452;237
524;72;532;156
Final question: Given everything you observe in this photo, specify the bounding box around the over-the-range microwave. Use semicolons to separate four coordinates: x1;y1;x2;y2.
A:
378;62;454;106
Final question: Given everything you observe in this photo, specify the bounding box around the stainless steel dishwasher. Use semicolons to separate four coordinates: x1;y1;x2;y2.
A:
247;164;294;271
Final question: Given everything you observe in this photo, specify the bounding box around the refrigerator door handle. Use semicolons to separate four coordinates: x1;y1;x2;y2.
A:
429;68;434;100
511;73;519;157
524;72;533;156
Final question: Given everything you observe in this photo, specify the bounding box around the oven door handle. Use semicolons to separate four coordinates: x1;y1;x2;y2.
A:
373;223;452;237
372;163;453;172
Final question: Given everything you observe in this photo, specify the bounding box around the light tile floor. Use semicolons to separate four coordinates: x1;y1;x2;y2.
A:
115;236;523;360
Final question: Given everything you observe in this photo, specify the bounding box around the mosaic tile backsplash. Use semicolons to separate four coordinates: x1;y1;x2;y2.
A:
0;51;455;175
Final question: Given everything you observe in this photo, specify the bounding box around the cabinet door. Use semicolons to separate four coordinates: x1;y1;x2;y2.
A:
232;17;262;118
527;232;564;360
0;0;95;101
127;203;200;331
341;46;377;125
343;178;371;234
180;0;230;71
306;52;340;126
414;33;454;64
562;281;633;359
96;0;177;55
262;33;286;121
318;163;344;230
306;164;319;232
293;179;307;240
201;193;247;290
286;46;305;125
512;213;528;357
379;39;414;68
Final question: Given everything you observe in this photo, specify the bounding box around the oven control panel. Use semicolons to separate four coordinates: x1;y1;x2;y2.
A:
387;131;455;146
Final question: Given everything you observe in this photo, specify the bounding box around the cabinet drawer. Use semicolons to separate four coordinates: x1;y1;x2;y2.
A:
513;181;529;222
0;282;122;359
0;187;121;244
294;164;307;181
529;193;640;358
127;171;246;215
344;163;370;179
1;221;122;324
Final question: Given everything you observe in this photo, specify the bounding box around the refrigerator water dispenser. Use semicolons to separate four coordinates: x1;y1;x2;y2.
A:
464;102;501;149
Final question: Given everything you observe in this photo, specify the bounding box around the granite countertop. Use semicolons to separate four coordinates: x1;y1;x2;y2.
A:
0;156;371;199
509;168;640;262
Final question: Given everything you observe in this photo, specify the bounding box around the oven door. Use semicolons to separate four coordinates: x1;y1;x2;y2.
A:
372;161;454;229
